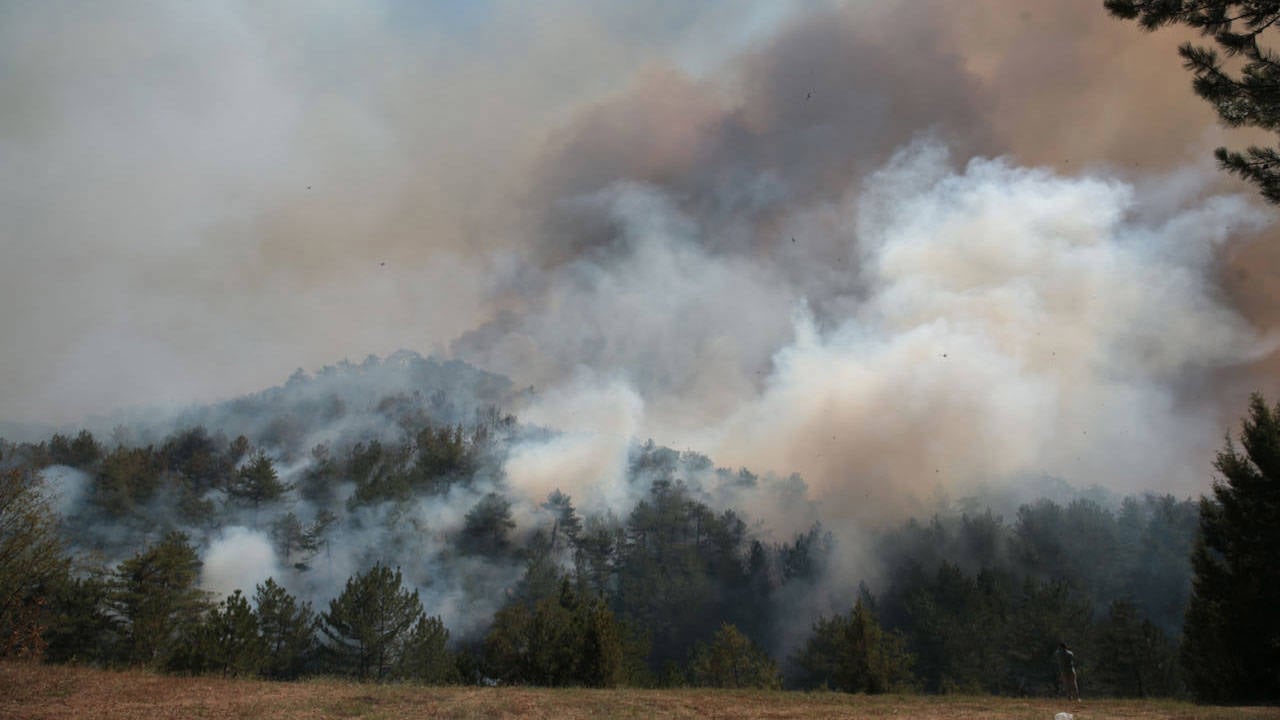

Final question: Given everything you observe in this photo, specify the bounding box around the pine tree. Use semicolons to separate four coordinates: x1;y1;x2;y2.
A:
576;597;627;687
48;430;101;468
227;435;251;465
269;511;335;572
412;424;474;489
175;589;264;677
271;513;308;567
0;465;69;659
483;578;629;687
44;572;115;664
94;445;161;517
458;492;515;557
573;513;620;598
793;598;915;693
109;531;209;667
1181;393;1280;702
228;452;291;522
320;564;423;680
615;479;750;674
1093;599;1178;697
1001;578;1093;697
254;578;317;680
688;623;781;689
542;489;582;552
899;563;997;693
299;443;337;503
1105;1;1280;202
399;612;455;683
483;585;579;685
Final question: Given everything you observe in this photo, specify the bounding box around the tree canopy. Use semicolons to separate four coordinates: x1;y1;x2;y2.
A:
0;357;1253;697
228;452;291;516
0;466;69;659
793;598;914;694
108;532;208;667
320;564;424;681
1106;0;1280;202
254;578;318;680
688;623;781;689
1181;393;1280;702
483;578;631;687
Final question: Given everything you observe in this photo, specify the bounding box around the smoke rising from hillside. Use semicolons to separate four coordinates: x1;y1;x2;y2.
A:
203;527;280;600
5;0;1280;638
483;141;1270;537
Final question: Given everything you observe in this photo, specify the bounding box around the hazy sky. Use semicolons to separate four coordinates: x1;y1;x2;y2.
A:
1;0;815;422
4;1;1278;502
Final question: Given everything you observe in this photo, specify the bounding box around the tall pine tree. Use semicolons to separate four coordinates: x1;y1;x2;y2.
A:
254;578;317;680
109;531;209;667
320;564;422;680
1182;393;1280;702
0;464;69;658
399;612;455;684
793;597;915;693
170;589;264;677
228;452;291;524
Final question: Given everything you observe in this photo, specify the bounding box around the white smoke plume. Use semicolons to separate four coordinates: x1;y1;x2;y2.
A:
708;142;1270;517
202;526;281;600
38;465;91;518
475;142;1268;537
504;374;644;516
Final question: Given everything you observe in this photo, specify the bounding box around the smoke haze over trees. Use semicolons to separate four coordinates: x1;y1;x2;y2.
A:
0;356;1236;696
3;0;1280;702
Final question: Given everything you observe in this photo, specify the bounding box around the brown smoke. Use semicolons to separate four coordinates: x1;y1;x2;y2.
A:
461;1;1280;524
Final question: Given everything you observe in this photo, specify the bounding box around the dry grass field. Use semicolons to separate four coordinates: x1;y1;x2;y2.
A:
2;662;1278;720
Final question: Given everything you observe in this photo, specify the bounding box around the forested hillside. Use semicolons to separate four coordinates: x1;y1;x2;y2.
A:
0;353;1205;695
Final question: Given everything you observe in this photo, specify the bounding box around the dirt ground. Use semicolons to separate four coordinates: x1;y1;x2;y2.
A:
2;662;1278;720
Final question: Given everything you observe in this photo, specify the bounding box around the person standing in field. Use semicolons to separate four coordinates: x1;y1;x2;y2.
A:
1056;642;1079;701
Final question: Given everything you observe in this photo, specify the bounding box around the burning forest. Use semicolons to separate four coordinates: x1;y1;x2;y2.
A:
3;0;1280;704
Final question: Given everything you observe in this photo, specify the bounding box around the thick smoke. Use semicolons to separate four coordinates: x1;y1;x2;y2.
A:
202;527;280;600
6;0;1280;639
477;140;1271;537
451;2;1280;523
38;465;90;517
5;0;1277;426
503;375;644;515
710;143;1270;514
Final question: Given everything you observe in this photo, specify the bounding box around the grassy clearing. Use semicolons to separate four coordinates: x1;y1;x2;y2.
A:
2;662;1278;720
